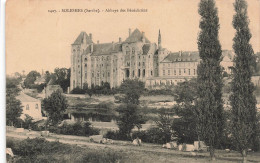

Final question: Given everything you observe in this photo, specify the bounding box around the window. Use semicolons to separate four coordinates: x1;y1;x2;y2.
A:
35;104;38;109
174;69;176;75
168;63;170;68
132;70;135;77
85;58;87;61
179;69;181;75
151;71;153;76
163;70;165;76
26;104;29;110
138;69;141;77
85;64;87;67
143;69;145;77
188;69;190;75
132;47;135;53
184;69;186;74
168;70;170;75
92;73;94;77
194;69;196;75
108;72;110;77
143;62;145;66
139;62;141;66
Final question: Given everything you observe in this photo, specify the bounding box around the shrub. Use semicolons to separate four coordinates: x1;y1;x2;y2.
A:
71;87;85;94
50;121;100;136
104;130;128;140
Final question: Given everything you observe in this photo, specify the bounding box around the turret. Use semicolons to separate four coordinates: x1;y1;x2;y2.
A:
158;29;162;50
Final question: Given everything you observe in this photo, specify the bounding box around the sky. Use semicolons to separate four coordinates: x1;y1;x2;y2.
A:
5;0;260;75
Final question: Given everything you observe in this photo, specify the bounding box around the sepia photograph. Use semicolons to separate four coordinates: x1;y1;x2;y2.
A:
4;0;260;162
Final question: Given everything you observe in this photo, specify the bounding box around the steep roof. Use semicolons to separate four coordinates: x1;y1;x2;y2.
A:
85;43;122;56
162;51;200;62
72;31;93;45
124;29;150;43
142;44;150;55
16;93;40;102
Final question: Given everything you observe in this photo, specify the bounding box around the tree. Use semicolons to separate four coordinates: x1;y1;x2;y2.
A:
196;0;224;160
6;77;23;126
43;90;68;126
116;79;145;139
53;68;70;92
172;79;198;144
24;71;41;88
116;104;145;139
229;0;258;162
155;110;174;143
119;79;145;105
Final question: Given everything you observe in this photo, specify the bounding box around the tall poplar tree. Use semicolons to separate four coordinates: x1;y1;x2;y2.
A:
230;0;258;162
196;0;224;160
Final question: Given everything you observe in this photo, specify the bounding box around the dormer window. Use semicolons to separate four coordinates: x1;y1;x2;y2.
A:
35;104;38;109
26;104;29;110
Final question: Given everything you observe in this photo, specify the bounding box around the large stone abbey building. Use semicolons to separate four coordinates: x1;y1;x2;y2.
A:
70;28;233;90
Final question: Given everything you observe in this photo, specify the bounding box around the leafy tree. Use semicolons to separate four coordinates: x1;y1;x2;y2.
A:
116;104;145;139
116;79;145;139
155;111;174;143
119;79;145;105
53;68;70;92
229;0;258;162
6;77;23;126
43;90;68;126
24;71;41;88
172;79;198;144
196;0;224;160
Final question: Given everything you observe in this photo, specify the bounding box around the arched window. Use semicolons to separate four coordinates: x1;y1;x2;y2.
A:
126;46;130;55
143;69;145;77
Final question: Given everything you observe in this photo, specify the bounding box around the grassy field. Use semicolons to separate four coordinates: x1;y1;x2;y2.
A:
6;136;260;163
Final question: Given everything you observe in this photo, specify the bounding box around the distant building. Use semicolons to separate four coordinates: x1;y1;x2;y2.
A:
16;92;42;121
43;78;63;98
70;28;235;90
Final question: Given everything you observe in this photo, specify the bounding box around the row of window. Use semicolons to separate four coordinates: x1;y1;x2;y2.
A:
163;69;196;76
163;62;197;67
25;104;39;110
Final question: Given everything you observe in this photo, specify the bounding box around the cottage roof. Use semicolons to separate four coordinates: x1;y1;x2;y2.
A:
162;51;200;63
34;76;46;84
16;93;40;102
124;28;150;43
72;31;93;45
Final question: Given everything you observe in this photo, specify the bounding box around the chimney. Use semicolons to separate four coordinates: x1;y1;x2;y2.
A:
119;37;122;43
129;28;131;37
97;40;99;44
89;33;92;40
179;51;182;57
112;41;115;50
142;32;145;43
91;43;94;53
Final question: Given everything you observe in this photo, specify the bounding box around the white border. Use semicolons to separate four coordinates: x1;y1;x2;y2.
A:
0;0;6;161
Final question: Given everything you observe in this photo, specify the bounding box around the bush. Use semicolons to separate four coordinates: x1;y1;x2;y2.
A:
49;121;100;136
104;130;128;140
133;127;169;144
7;137;124;163
71;87;85;94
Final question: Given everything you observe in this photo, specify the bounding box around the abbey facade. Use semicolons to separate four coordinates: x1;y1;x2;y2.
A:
70;28;233;90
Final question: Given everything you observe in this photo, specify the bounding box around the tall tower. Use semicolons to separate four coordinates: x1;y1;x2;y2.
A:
158;29;162;49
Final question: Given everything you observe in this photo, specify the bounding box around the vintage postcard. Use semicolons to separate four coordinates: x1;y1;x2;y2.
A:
5;0;260;162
